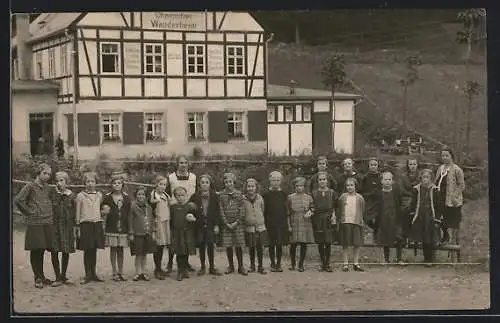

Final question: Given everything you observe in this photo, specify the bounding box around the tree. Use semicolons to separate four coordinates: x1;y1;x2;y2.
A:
399;55;421;128
463;81;481;152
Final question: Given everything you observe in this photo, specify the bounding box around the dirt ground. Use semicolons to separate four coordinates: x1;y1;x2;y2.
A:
12;230;489;313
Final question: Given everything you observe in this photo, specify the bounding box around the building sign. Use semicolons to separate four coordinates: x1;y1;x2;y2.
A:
124;43;141;74
143;12;206;31
207;45;224;75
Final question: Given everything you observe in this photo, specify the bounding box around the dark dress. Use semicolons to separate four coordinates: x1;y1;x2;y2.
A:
360;171;381;224
408;185;442;246
102;193;131;247
170;203;196;256
374;188;407;246
51;189;76;253
262;190;290;245
399;170;420;236
189;191;222;247
311;189;339;244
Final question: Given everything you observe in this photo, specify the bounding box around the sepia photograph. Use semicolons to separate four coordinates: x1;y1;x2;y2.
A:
10;9;489;313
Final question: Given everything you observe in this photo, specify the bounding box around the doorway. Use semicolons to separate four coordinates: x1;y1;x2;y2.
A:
29;113;54;156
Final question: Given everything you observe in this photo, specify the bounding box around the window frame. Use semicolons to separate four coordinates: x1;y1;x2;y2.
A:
144;112;166;143
226;45;245;76
185;44;206;76
186;111;207;142
226;111;246;140
35;52;43;79
60;44;68;76
143;43;164;75
48;48;56;78
99;112;123;144
99;42;121;75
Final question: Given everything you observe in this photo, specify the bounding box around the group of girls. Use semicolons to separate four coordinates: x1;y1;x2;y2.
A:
14;149;465;289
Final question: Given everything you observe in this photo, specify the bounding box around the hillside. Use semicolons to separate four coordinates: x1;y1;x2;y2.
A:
268;44;487;160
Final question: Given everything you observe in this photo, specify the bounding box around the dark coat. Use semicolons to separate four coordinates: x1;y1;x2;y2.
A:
262;189;289;244
372;187;411;246
102;193;131;234
360;172;381;223
189;191;222;245
408;184;442;245
169;203;196;255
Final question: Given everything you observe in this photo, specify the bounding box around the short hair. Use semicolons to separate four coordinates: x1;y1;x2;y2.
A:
419;168;434;179
110;172;125;185
134;185;147;197
223;172;236;182
316;171;329;181
154;175;168;186
245;178;260;192
55;171;69;183
345;177;358;186
441;147;455;161
198;174;213;185
172;186;187;196
317;156;328;164
368;157;379;165
342;158;354;167
82;171;98;183
381;171;393;179
292;176;306;187
36;163;51;176
269;171;283;180
176;155;189;165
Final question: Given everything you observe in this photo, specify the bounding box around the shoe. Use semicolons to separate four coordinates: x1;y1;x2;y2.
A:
238;267;248;276
92;275;104;282
289;265;296;271
298;266;305;272
325;266;333;272
182;271;190;279
118;274;127;281
342;265;349;272
270;263;276;271
176;273;183;281
154;271;165;280
159;269;169;277
198;267;206;276
133;274;141;281
51;280;63;287
142;274;151;281
258;267;267;275
353;265;365;272
60;276;74;285
80;276;92;284
166;266;173;274
112;274;121;281
225;267;235;274
209;268;222;276
318;265;325;272
41;277;53;285
248;265;256;273
34;278;44;289
275;265;283;272
187;264;196;272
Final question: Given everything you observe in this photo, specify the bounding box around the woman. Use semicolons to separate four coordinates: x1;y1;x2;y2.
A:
435;148;465;246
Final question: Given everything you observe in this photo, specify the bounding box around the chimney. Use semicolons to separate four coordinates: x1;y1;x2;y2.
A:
289;80;296;95
16;13;32;80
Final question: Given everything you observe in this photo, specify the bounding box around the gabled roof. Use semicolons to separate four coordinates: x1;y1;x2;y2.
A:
267;84;361;101
12;13;82;48
11;80;60;92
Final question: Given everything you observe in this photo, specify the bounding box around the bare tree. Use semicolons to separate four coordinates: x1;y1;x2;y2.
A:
399;55;421;128
321;53;348;120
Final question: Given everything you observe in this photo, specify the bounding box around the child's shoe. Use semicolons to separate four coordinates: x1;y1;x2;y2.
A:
133;274;141;281
238;267;248;276
342;265;349;272
258;266;267;275
34;278;44;289
80;276;92;284
197;266;206;276
154;270;165;280
225;266;235;274
248;264;256;273
142;273;151;281
209;267;222;276
353;264;364;272
176;272;183;281
297;265;305;272
182;270;190;279
289;265;296;271
275;265;283;272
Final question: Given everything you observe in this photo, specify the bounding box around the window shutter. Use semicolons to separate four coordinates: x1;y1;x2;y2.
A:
66;114;74;146
312;112;332;153
78;113;100;146
208;111;228;143
123;112;144;145
247;110;267;142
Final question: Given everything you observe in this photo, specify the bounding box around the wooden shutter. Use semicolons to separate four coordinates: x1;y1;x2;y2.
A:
66;114;74;146
247;110;267;141
78;113;100;146
208;111;228;143
312;111;332;153
123;112;144;145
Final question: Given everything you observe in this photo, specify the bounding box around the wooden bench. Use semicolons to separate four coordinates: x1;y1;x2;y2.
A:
356;242;461;263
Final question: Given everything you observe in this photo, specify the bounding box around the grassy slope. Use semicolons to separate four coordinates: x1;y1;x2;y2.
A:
268;46;488;159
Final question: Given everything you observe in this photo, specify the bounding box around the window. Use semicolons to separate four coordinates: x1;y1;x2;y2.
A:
187;112;205;141
284;105;294;122
101;113;121;143
12;58;19;80
267;106;276;122
186;45;205;74
100;43;120;73
145;113;165;142
302;104;312;121
226;46;244;75
144;44;163;74
36;52;43;79
60;44;68;76
48;48;55;78
227;111;245;139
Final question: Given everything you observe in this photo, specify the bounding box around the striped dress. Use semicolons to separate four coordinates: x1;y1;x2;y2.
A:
287;193;315;244
219;189;246;248
50;188;76;253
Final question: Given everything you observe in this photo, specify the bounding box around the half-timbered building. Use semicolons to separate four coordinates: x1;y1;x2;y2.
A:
11;12;361;159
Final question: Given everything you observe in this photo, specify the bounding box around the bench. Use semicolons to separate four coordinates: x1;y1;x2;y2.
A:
357;242;462;263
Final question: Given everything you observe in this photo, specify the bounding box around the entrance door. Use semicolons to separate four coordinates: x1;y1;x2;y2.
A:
29;113;54;156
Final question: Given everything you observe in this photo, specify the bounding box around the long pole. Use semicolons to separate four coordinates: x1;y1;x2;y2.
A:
66;29;79;166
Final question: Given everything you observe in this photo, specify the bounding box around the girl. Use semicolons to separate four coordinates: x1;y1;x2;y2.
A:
287;177;315;272
128;186;157;281
336;158;362;194
337;178;366;272
219;173;248;275
409;169;442;266
400;157;421;248
311;171;338;272
244;178;268;274
309;156;337;193
435;148;465;247
50;171;76;286
373;171;409;265
360;158;381;229
102;174;131;282
263;171;289;272
75;172;106;284
170;187;197;281
189;174;223;276
14;163;54;288
149;175;172;280
168;155;197;272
